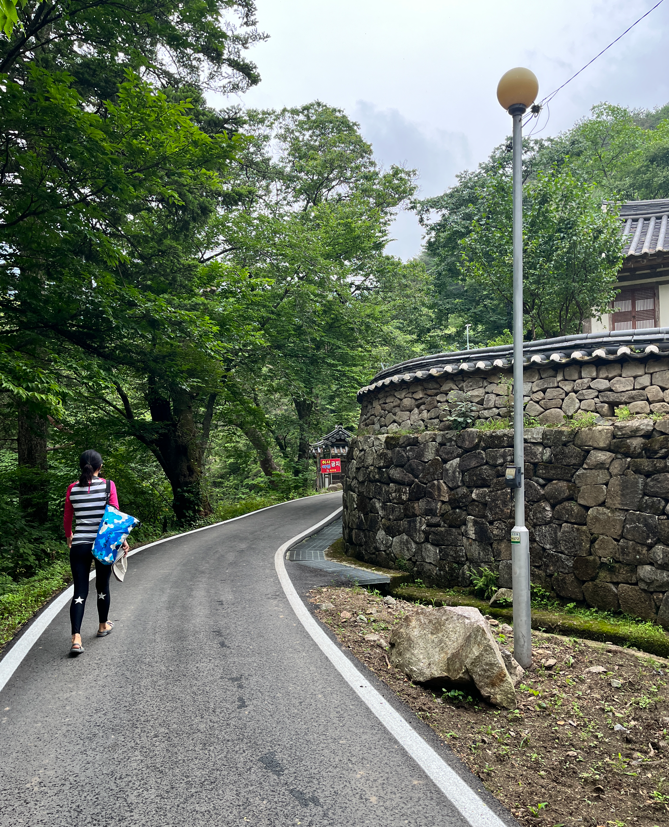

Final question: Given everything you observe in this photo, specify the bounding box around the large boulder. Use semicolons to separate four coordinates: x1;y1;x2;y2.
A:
389;605;517;709
500;649;525;687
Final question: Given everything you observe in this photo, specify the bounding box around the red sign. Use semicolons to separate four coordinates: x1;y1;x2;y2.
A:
320;458;341;474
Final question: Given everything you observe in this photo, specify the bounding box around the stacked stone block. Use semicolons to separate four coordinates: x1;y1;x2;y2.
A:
358;358;669;435
343;420;669;627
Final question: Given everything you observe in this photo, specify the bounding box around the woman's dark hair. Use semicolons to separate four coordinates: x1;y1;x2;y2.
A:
78;450;103;487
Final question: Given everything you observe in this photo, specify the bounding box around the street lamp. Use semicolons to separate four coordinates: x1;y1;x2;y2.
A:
497;67;538;670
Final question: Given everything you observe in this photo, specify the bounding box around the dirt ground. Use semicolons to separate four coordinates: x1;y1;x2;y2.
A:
310;585;669;827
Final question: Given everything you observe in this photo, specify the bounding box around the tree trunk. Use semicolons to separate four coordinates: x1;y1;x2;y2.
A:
242;426;281;481
146;381;207;524
17;403;48;524
293;397;314;473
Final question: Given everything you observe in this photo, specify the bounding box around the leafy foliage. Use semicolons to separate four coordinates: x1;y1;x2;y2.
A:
448;396;476;431
211;102;424;474
470;566;499;600
3;0;669;609
417;101;669;344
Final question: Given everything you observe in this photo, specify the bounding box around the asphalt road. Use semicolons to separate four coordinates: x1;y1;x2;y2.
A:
0;493;511;827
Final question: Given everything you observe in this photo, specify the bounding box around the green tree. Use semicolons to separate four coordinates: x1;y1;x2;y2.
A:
417;113;642;344
458;166;623;339
534;102;669;201
0;1;263;523
210;102;417;475
415;145;520;345
546;103;644;196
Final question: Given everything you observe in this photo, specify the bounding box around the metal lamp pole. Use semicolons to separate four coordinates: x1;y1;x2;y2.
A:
497;68;539;670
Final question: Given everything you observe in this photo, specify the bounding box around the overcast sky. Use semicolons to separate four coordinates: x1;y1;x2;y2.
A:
213;0;669;259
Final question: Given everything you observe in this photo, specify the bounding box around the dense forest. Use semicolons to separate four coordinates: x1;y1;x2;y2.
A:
0;0;439;589
1;0;669;591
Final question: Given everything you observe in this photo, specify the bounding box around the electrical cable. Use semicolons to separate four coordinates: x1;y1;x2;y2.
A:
515;2;663;146
540;0;665;108
525;102;552;139
531;103;551;138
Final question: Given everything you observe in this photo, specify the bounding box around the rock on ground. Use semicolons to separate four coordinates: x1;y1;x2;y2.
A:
489;588;513;607
389;605;517;709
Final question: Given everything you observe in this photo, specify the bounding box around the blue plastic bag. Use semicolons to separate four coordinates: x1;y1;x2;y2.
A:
93;505;141;565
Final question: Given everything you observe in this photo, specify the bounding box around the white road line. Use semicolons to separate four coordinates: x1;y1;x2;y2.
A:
275;508;511;827
0;493;340;695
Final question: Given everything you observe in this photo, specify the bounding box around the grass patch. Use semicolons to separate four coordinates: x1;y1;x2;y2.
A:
0;561;72;651
317;541;669;658
393;583;669;658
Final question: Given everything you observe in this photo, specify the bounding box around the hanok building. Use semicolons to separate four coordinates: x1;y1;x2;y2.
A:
586;198;669;333
310;424;353;490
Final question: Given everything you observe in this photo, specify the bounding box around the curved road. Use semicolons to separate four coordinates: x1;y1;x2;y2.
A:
0;493;514;826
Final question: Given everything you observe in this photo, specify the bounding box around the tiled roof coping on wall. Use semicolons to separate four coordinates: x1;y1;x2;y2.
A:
357;328;669;401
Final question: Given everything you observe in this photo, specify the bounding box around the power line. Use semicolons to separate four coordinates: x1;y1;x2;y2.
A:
540;0;665;108
525;103;551;139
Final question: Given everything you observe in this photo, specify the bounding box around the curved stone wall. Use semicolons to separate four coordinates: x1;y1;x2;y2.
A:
357;332;669;435
342;420;669;626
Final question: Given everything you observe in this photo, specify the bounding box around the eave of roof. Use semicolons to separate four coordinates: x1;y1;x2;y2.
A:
620;199;669;257
310;424;354;451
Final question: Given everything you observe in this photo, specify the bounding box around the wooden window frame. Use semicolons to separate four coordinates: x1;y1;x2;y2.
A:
610;285;658;331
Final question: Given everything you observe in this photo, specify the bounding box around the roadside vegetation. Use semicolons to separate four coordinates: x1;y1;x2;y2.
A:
0;0;437;603
395;582;669;659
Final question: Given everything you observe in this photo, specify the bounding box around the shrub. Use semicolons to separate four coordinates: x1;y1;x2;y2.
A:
449;397;476;431
470;566;499;600
567;411;598;429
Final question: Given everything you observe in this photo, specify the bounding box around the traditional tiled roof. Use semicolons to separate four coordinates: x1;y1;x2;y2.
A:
310;424;354;453
357;328;669;400
620;199;669;257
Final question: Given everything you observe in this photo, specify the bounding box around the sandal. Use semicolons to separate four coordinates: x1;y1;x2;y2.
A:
96;621;114;638
69;642;84;656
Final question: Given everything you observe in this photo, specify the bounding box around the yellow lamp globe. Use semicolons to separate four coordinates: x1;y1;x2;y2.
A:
497;67;539;113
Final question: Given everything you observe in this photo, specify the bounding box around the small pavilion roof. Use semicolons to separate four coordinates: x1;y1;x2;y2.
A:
310;425;354;454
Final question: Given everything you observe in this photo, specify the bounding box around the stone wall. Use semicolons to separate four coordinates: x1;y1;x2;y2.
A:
358;358;669;435
342;420;669;627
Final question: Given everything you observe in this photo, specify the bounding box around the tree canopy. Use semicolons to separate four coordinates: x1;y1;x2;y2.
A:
209;102;421;476
416;101;669;347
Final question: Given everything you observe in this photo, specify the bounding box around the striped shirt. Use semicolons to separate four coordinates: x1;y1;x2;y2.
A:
64;477;119;544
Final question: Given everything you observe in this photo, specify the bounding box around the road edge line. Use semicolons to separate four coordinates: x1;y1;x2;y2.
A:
0;492;339;694
275;509;511;827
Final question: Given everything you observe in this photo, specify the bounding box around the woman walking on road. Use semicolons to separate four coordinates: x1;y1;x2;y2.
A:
64;450;128;656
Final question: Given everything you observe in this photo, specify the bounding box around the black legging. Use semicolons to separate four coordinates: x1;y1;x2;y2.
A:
69;543;112;635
